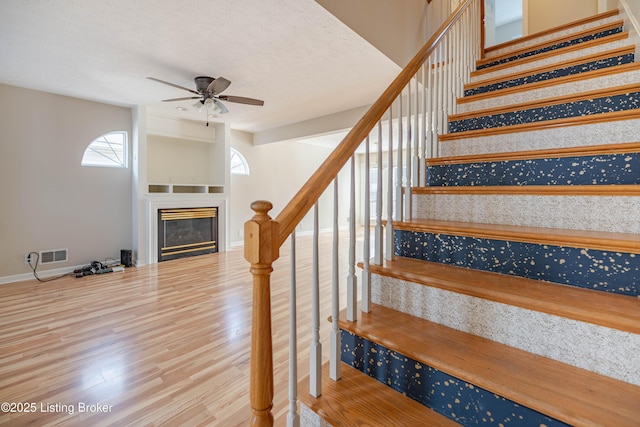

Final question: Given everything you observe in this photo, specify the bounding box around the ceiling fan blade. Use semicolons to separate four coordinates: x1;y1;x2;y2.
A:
147;77;200;95
219;95;264;106
207;77;231;94
161;96;201;102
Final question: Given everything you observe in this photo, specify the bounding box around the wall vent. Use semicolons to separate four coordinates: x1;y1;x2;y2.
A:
39;249;68;264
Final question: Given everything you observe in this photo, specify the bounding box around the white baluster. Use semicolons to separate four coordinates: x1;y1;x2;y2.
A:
347;155;357;322
385;106;394;262
463;9;470;80
438;41;446;155
447;33;453;116
475;0;481;59
395;94;403;223
435;44;443;156
427;55;435;160
443;35;449;120
420;63;428;187
309;202;321;397
374;120;384;266
413;75;421;191
287;231;299;427
330;179;341;381
453;22;460;111
362;136;371;313
454;17;461;113
405;82;413;221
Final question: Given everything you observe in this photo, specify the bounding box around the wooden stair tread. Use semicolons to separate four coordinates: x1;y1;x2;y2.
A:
366;256;640;334
484;9;620;56
476;20;624;68
299;362;460;427
339;304;640;427
394;218;640;254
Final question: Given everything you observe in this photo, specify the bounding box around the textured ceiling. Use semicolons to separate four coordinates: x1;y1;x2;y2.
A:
0;0;401;133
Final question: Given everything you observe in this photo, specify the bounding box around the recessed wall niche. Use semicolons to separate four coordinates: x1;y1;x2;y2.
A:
147;134;225;190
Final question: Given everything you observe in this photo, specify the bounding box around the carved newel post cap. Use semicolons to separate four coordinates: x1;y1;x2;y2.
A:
244;200;279;265
250;200;273;218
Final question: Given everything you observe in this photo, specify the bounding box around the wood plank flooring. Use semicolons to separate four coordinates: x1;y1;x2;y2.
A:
299;362;460;427
0;232;357;426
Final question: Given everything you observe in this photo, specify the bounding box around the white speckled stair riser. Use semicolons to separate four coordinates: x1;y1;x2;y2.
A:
469;38;631;84
439;118;640;157
412;194;640;234
301;405;333;427
372;274;640;386
457;69;640;114
484;14;624;59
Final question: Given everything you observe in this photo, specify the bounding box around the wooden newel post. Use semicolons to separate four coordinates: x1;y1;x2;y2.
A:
244;200;279;427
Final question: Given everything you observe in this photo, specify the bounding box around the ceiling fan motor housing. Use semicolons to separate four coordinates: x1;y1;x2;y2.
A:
194;76;215;94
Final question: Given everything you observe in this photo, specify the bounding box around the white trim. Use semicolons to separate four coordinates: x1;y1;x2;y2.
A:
522;0;529;36
0;263;94;285
598;0;607;13
619;0;640;35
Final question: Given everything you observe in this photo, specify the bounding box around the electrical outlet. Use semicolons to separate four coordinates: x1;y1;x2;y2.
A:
24;253;32;265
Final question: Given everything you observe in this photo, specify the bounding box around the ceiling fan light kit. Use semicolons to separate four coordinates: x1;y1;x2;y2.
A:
147;75;264;125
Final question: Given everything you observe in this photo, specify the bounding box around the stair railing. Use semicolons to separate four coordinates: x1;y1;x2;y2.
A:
244;0;481;425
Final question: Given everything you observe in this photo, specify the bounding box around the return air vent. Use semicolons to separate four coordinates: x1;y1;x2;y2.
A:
39;249;68;264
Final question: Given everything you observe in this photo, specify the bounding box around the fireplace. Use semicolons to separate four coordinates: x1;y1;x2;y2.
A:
157;207;218;261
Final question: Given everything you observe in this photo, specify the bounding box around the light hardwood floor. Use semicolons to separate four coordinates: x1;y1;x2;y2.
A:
0;232;357;426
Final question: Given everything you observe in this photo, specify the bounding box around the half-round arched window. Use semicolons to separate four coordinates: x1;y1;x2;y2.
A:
81;131;128;167
230;147;249;175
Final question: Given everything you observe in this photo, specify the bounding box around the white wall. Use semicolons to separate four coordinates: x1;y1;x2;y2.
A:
229;130;350;246
147;135;221;185
620;0;640;35
0;84;133;279
527;0;598;34
495;19;523;44
316;0;430;67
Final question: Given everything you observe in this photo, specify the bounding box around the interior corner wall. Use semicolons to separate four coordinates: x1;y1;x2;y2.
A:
621;0;640;33
315;0;429;67
0;83;132;280
229;130;350;246
527;0;598;34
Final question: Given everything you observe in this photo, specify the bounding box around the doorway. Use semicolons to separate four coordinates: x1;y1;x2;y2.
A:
485;0;524;47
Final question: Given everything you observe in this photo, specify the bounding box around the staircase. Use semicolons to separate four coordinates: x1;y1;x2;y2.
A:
300;6;640;427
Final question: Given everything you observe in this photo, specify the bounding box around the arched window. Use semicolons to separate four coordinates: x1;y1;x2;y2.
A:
81;131;128;167
230;147;250;175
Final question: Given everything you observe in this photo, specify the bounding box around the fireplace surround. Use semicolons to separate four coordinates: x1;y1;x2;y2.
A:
144;195;226;266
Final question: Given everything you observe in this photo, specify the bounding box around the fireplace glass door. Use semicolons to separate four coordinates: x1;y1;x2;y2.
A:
158;207;218;261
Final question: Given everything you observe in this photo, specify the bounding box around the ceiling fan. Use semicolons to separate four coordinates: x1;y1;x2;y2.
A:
147;76;264;125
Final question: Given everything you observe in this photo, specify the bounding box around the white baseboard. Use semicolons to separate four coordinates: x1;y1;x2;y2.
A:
0;260;122;285
0;264;83;285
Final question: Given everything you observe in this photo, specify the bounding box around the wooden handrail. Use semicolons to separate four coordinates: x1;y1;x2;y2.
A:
245;2;478;425
274;0;475;248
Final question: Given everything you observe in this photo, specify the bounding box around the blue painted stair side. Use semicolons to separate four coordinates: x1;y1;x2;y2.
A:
394;230;640;297
448;90;640;133
465;52;634;96
476;26;623;70
426;152;640;186
341;330;571;427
